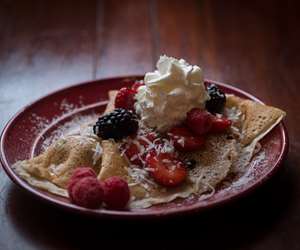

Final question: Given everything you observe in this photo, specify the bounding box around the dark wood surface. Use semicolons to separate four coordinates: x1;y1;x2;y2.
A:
0;0;299;249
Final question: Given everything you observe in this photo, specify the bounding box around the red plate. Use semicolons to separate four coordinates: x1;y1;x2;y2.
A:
0;77;288;218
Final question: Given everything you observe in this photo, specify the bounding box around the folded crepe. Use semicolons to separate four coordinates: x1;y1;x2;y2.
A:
226;95;286;145
13;90;286;208
14;135;102;188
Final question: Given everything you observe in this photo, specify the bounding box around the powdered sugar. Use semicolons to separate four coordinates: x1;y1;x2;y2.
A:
41;114;98;151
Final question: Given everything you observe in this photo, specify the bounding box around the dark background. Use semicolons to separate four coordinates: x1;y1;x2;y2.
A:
0;0;300;249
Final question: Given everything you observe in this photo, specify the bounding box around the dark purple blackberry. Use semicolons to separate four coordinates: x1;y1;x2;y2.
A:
93;108;138;140
205;84;226;114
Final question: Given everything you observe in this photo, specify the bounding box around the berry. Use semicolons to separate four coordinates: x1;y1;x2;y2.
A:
71;177;104;209
210;116;232;133
132;81;145;92
115;87;136;110
121;142;144;166
67;167;97;202
145;152;187;187
103;176;130;209
205;84;226;114
70;167;96;181
93;108;139;140
121;132;160;167
138;131;160;148
168;126;205;152
186;108;213;136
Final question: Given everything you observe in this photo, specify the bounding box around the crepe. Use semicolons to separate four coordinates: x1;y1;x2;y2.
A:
14;134;102;188
131;134;238;208
226;95;286;145
12;89;286;209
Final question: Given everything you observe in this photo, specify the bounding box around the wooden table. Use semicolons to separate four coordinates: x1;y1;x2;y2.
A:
0;0;299;249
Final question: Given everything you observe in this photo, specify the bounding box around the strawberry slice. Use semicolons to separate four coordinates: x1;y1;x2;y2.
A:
145;152;187;187
121;132;163;167
186;108;213;136
210;116;232;133
168;126;205;152
121;142;144;167
138;131;160;148
115;87;136;110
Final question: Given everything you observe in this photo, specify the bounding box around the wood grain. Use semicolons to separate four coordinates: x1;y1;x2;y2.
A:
95;0;154;78
0;0;300;249
0;0;96;129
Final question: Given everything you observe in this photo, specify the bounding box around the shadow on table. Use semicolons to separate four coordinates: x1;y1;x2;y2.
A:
6;161;295;250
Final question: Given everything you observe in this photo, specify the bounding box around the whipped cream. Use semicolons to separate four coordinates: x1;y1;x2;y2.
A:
135;55;209;132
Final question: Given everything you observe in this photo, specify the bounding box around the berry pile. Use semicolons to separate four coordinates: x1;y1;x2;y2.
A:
166;108;231;153
117;108;231;189
91;82;232;191
93;108;138;140
67;167;130;210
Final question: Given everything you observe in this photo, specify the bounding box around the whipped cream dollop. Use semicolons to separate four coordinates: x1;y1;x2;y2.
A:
135;55;210;132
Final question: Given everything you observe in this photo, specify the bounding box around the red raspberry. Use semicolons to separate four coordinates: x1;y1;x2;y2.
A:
71;177;104;209
210;116;232;133
103;176;130;210
168;126;205;152
115;87;136;110
186;108;213;136
67;167;97;202
132;81;145;92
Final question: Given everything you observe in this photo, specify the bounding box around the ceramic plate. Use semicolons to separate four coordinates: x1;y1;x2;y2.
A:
0;76;288;218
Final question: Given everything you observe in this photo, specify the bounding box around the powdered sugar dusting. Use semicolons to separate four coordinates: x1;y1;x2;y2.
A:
41;113;98;151
30;113;51;133
30;98;86;135
59;99;77;112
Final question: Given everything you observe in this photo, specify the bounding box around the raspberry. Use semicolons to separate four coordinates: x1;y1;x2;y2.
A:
67;167;97;202
186;108;213;136
70;177;104;209
115;87;136;110
93;108;139;140
102;176;130;210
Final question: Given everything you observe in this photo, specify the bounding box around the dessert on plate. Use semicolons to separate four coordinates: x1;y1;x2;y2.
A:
13;55;286;210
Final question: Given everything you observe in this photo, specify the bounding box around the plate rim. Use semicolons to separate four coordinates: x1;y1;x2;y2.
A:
0;76;289;218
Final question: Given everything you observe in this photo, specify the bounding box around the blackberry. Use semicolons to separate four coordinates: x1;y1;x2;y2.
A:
205;84;226;114
93;108;138;140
